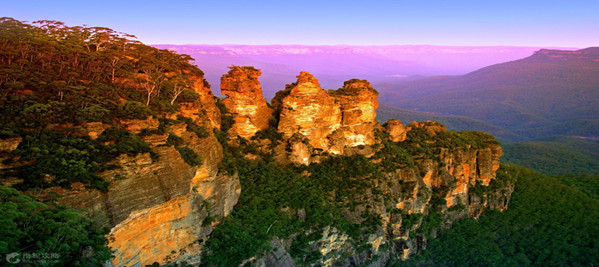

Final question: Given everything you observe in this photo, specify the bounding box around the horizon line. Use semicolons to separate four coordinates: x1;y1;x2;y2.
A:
151;43;583;49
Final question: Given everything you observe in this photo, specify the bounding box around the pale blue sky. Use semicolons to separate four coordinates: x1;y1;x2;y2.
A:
2;0;598;47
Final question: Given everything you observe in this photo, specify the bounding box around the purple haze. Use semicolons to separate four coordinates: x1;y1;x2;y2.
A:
153;44;573;97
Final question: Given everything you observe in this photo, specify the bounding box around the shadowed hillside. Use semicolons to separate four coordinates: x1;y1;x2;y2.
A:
377;48;599;140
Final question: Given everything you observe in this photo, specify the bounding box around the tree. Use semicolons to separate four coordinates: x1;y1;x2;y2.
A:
0;186;111;265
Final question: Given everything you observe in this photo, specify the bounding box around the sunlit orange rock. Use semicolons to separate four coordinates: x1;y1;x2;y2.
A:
272;72;342;150
272;73;381;164
407;120;447;136
328;79;379;154
220;66;273;139
384;119;407;142
181;74;222;129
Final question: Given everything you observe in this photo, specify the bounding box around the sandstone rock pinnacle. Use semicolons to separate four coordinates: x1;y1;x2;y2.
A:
220;66;273;139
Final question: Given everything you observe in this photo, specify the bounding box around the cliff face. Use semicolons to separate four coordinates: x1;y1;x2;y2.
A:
272;72;380;164
180;74;222;129
21;84;239;266
220;66;273;139
249;121;510;266
50;121;240;266
201;71;513;266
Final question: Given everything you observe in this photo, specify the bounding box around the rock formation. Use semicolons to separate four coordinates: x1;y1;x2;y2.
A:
4;66;511;266
220;66;273;139
49;121;240;266
273;71;342;151
180;74;222;129
251;122;509;265
272;72;380;164
328;79;379;154
384;119;407;142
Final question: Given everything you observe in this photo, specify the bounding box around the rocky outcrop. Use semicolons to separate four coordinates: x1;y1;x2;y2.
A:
249;121;510;266
220;66;273;139
108;168;240;266
0;137;21;153
118;117;160;134
50;126;240;266
59;125;239;266
384;119;407;142
272;73;380;164
181;74;222;129
8;66;511;266
328;79;379;154
273;72;342;151
407;120;447;136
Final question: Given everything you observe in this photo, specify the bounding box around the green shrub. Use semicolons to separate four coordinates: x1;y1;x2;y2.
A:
177;115;209;139
176;147;202;166
0;186;111;265
166;133;185;147
11;130;110;191
117;101;153;120
187;124;209;139
98;127;152;156
78;104;111;123
177;89;200;103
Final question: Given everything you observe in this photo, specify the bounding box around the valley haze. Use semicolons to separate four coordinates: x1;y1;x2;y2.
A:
153;44;574;97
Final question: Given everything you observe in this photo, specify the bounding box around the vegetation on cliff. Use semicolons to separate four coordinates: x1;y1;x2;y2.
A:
0;18;210;191
404;164;599;266
2;17;595;267
0;186;111;265
201;119;504;266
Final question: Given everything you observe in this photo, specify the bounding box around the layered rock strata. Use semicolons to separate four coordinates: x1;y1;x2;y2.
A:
272;72;380;164
220;66;273;139
252;123;509;266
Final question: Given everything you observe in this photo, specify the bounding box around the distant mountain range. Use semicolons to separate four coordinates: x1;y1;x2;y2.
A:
155;44;598;144
376;47;599;141
153;44;553;97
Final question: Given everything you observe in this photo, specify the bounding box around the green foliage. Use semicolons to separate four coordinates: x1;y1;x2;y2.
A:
373;130;415;172
0;18;209;191
416;211;442;238
97;127;153;156
555;173;599;199
408;163;599;266
176;147;202;166
8;130;110;191
215;99;234;132
0;186;110;265
177;115;209;139
434;130;500;150
429;187;447;208
202;138;384;266
2;127;155;191
166;133;184;147
502;136;599;175
176;89;200;103
118;101;153;120
187;124;209;139
253;127;283;146
78;104;112;123
401;213;423;230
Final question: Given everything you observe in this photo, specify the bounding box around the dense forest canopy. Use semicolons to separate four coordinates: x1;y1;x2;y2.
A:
0;18;210;191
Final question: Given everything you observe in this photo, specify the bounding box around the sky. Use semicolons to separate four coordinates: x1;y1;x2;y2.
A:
2;0;598;47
